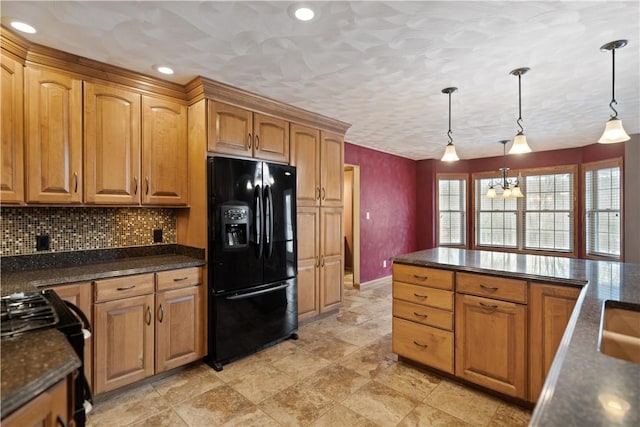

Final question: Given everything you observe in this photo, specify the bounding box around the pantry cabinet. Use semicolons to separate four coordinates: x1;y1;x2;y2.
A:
0;54;24;204
320;207;343;312
208;101;289;163
25;66;83;204
296;207;320;320
528;283;580;401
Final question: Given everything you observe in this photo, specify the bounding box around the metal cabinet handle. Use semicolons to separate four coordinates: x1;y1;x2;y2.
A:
247;133;252;149
315;257;320;268
413;312;428;318
413;275;428;281
321;187;326;200
413;341;428;348
321;256;325;267
116;285;136;291
316;187;321;200
255;135;260;150
413;293;428;299
480;284;499;291
145;177;149;195
74;172;78;193
479;302;499;309
146;306;152;325
158;304;164;323
173;277;188;282
134;176;138;195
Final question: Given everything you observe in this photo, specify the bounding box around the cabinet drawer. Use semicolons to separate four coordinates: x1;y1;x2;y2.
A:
156;267;202;291
393;264;453;290
95;274;154;302
456;272;527;304
393;282;454;310
392;317;454;374
393;300;453;331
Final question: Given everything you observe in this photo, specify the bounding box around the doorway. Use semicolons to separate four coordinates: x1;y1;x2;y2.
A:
344;164;361;288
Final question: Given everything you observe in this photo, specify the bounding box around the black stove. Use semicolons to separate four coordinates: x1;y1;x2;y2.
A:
1;292;59;338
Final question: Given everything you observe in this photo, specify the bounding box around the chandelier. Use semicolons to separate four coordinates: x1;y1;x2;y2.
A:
486;140;524;198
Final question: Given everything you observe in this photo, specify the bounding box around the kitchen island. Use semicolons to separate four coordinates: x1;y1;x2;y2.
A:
393;247;639;427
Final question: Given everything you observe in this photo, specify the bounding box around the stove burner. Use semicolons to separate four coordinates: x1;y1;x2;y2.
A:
1;292;59;338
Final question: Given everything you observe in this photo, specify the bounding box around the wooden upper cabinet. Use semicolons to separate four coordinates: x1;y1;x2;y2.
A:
25;66;82;203
84;82;141;204
290;123;320;206
0;54;24;204
142;96;188;205
208;101;290;163
320;131;344;207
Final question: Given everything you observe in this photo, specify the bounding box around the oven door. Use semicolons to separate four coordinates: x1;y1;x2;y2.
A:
207;278;298;368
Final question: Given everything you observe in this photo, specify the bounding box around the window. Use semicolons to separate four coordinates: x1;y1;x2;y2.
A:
473;166;577;256
584;159;622;259
437;174;467;246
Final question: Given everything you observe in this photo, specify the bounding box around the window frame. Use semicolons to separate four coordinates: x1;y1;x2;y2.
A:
471;165;578;257
436;173;469;248
583;158;624;261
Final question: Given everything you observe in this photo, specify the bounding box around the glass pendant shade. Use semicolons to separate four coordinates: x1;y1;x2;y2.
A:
486;186;497;198
502;188;512;198
598;118;630;144
509;133;532;154
511;185;524;198
441;142;460;162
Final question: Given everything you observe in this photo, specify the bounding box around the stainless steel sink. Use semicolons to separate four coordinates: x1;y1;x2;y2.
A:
599;300;640;364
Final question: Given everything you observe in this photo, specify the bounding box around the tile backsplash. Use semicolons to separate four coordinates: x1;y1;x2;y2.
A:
1;207;177;256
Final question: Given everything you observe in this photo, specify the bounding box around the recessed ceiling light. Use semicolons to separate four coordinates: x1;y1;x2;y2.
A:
155;65;174;75
10;21;36;34
294;7;315;21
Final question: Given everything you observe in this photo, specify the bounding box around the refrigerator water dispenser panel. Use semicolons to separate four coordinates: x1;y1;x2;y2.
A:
222;204;249;249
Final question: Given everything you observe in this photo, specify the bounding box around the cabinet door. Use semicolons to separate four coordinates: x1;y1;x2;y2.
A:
290;123;320;207
156;285;205;372
94;293;154;394
320;131;343;207
142;96;188;205
529;283;580;402
2;377;71;427
25;67;82;203
42;282;93;390
84;82;141;204
207;101;253;156
455;293;527;399
253;113;289;163
1;54;24;204
320;207;343;312
297;207;320;320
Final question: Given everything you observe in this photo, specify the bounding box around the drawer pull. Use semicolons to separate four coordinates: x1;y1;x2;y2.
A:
480;284;499;291
173;276;189;282
479;302;499;309
413;293;428;299
413;341;429;348
116;285;136;291
413;312;428;318
413;275;428;280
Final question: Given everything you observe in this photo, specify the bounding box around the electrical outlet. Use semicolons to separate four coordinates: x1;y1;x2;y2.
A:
383;260;387;268
153;229;163;243
36;235;50;251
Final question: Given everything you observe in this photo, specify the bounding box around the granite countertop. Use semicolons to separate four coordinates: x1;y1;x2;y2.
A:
1;328;81;419
393;247;640;427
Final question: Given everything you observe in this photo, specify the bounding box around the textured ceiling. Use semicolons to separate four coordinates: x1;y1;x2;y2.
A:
2;1;638;160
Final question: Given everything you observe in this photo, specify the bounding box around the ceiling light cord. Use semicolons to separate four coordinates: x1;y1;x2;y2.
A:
517;72;524;134
609;47;619;119
447;90;453;144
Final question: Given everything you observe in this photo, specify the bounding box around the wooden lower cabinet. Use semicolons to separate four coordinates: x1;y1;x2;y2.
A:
94;293;155;394
455;293;527;399
528;283;580;402
2;375;73;427
319;207;343;313
393;317;454;373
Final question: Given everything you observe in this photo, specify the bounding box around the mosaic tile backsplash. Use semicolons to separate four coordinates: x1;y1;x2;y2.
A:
1;208;177;256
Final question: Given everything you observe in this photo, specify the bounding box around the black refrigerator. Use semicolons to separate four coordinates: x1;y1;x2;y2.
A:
205;156;298;371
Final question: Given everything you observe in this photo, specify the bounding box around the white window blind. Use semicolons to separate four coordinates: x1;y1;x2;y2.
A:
585;165;621;258
475;178;518;248
438;178;466;246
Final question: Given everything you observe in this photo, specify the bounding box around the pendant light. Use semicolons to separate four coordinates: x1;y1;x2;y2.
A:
598;40;630;144
486;140;524;199
440;87;460;162
508;68;532;154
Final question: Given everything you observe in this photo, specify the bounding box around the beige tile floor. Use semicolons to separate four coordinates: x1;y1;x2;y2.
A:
87;277;531;427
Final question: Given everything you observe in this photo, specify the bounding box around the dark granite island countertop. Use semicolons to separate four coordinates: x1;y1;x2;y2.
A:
393;247;640;427
1;328;81;419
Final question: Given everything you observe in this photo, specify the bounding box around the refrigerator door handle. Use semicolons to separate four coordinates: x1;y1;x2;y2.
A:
225;283;290;300
255;185;264;259
264;185;274;259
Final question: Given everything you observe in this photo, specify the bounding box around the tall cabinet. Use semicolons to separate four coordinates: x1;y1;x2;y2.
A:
291;123;344;320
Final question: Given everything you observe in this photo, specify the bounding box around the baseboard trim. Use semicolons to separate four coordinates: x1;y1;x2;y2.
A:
355;274;392;290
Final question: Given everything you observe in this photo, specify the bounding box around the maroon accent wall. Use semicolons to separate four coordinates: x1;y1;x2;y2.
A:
345;143;417;282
